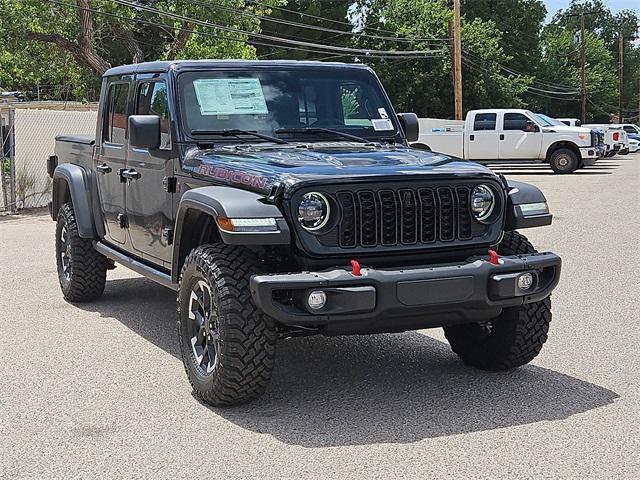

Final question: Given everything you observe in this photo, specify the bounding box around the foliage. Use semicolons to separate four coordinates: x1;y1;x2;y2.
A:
0;0;637;120
352;0;531;117
0;0;280;101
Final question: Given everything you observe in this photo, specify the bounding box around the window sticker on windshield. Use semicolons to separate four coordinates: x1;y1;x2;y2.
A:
372;118;393;131
193;78;268;115
378;107;389;119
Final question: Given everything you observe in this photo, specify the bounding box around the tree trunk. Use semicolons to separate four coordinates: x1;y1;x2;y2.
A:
25;0;111;75
166;22;192;60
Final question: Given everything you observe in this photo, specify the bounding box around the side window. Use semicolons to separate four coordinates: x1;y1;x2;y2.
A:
623;126;635;134
473;113;496;131
503;113;530;131
103;83;129;144
137;81;171;149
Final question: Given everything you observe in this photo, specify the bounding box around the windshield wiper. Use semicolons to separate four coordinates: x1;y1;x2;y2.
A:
275;127;370;144
190;129;288;145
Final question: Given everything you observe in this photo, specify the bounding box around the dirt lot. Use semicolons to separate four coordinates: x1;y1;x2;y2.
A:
1;155;638;479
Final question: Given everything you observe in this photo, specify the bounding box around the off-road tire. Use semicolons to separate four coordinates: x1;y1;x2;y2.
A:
549;148;579;173
177;244;277;406
55;202;107;302
443;231;552;371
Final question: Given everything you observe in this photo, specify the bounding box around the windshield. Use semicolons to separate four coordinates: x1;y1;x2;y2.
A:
535;113;563;126
178;68;400;143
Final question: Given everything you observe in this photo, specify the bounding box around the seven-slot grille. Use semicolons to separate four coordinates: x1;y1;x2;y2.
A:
330;186;474;249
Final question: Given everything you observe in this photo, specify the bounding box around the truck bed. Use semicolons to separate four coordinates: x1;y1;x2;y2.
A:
54;135;95;168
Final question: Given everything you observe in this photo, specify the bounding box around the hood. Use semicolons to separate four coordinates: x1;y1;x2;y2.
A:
186;143;498;196
543;124;592;134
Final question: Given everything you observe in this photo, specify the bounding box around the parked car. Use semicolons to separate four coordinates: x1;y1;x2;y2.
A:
47;60;561;406
0;91;26;103
583;123;629;157
413;109;604;173
628;138;639;153
611;124;640;142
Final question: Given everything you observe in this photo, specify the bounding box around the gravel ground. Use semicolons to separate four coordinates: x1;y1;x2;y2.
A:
1;154;638;479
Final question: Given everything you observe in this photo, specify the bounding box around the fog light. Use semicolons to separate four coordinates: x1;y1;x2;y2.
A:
517;273;534;291
308;290;327;310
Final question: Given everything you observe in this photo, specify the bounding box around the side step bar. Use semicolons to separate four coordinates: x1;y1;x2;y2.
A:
94;241;178;291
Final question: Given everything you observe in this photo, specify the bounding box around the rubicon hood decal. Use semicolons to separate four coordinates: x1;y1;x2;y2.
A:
186;143;497;196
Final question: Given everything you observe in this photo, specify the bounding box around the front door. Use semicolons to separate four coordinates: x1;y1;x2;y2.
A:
95;80;130;245
466;112;499;160
125;78;174;264
499;112;543;159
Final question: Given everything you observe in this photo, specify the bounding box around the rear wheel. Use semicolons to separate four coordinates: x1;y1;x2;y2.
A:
177;244;277;406
443;231;552;370
55;202;107;302
549;148;579;173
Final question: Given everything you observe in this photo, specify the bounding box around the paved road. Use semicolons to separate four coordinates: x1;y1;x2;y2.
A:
1;155;638;479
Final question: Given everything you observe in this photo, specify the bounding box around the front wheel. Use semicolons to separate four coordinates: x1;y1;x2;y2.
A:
443;231;552;370
177;244;277;406
549;148;579;173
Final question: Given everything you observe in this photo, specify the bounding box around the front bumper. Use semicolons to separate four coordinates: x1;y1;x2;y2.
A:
251;252;561;334
580;145;603;164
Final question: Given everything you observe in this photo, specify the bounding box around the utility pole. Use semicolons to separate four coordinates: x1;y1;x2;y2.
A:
580;15;586;123
567;10;601;123
453;0;462;120
618;34;624;123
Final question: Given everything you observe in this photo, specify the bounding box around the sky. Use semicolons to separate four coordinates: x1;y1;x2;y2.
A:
543;0;640;23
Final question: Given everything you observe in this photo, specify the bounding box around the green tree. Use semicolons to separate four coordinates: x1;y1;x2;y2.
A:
534;28;617;121
0;0;276;100
353;0;531;117
254;1;354;60
546;0;639;120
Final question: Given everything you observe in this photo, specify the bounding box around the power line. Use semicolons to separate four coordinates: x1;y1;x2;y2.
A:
247;0;451;43
43;0;441;61
111;0;445;57
461;57;580;100
190;0;448;46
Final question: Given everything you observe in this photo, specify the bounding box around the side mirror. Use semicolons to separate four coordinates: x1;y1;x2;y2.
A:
397;113;419;143
129;115;161;149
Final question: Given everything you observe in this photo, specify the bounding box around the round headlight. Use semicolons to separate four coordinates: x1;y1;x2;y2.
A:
298;192;330;231
470;184;495;221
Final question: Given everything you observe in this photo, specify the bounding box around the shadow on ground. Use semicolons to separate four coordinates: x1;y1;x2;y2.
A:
79;277;619;448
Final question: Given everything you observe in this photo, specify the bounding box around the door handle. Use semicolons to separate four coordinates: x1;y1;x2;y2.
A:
96;163;112;174
470;134;475;141
499;134;505;140
119;168;141;182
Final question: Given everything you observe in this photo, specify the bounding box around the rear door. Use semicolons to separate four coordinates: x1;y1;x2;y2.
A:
465;112;499;160
95;78;130;245
499;112;543;159
125;76;174;265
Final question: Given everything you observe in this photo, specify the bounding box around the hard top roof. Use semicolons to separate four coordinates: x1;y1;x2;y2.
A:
103;59;371;77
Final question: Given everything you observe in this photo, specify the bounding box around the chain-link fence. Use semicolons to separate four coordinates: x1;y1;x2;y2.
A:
0;103;98;213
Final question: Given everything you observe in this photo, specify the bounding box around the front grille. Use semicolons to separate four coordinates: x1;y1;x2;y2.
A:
331;186;476;249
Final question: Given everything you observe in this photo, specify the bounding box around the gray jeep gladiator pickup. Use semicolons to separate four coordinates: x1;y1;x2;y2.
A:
49;60;561;406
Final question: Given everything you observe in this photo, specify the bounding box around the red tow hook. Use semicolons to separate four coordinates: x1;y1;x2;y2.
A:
350;259;362;276
488;249;500;265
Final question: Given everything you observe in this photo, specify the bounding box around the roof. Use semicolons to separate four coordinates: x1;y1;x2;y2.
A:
103;59;371;77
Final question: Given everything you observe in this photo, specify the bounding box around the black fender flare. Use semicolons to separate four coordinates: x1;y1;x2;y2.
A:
52;163;96;238
172;186;290;282
504;180;553;230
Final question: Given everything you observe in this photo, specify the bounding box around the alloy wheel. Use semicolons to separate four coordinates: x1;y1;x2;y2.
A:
188;280;219;374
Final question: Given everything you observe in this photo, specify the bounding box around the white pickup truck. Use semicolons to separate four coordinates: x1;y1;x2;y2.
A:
583;124;629;156
413;109;604;173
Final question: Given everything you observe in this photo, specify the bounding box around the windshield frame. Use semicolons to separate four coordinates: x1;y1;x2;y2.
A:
175;65;404;145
